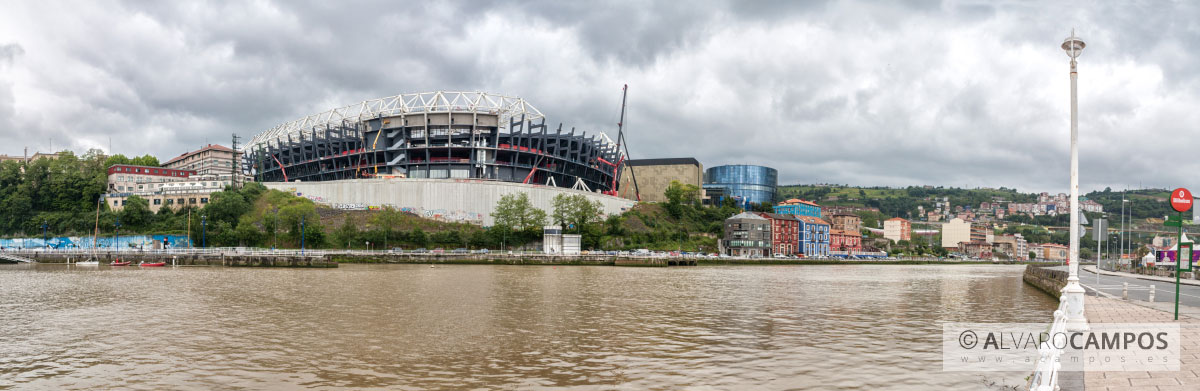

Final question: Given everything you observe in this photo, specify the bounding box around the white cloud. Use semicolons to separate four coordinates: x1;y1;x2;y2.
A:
0;0;1197;193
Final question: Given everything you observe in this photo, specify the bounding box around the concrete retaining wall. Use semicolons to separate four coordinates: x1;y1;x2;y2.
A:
1023;265;1067;298
331;254;687;266
265;178;637;226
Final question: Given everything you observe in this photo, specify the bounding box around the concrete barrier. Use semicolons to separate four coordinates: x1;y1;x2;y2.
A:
1023;264;1068;298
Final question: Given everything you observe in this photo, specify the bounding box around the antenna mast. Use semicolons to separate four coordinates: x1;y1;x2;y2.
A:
615;84;640;201
231;133;241;189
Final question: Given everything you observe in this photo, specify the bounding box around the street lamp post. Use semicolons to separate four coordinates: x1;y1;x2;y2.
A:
114;218;121;252
1062;29;1089;331
201;215;207;248
300;215;306;255
273;207;279;250
1121;194;1127;262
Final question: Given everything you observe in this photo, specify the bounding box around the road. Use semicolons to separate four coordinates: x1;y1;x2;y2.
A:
1049;265;1200;308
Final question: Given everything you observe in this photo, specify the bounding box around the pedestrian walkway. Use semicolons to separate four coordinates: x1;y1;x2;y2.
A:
1084;266;1200;287
1083;297;1200;390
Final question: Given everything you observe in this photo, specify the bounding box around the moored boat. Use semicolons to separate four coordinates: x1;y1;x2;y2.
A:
139;262;166;267
110;260;131;266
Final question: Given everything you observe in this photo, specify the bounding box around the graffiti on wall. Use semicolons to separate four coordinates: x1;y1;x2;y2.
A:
421;209;485;223
0;235;193;249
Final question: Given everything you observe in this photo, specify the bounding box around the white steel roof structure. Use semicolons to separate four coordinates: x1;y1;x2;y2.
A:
247;91;547;148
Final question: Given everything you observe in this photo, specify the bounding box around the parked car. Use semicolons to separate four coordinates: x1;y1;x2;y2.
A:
452;248;469;254
606;251;618;256
413;248;428;254
471;249;489;254
432;248;445;254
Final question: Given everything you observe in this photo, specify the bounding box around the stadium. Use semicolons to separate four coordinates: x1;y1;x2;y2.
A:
244;91;637;225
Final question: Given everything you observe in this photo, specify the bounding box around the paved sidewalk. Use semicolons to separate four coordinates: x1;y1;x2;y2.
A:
1084;266;1200;287
1083;297;1200;390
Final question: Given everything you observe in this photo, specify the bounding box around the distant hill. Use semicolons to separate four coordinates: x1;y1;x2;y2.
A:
777;185;1036;221
775;184;1174;222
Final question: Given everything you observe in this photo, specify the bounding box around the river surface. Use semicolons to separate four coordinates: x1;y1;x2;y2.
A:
0;263;1056;390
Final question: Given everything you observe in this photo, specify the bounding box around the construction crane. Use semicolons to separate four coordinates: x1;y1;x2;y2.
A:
614;84;639;201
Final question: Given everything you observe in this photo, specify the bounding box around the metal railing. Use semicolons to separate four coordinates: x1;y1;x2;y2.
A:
1029;295;1069;391
3;247;989;262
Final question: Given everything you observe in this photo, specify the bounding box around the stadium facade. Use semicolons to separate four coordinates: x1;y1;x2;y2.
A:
244;91;637;224
246;91;625;193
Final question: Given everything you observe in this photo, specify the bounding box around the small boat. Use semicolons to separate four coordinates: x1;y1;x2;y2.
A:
139;262;166;267
75;259;99;266
110;261;131;266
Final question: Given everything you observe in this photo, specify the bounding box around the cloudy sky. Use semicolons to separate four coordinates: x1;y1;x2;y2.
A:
1;0;1196;193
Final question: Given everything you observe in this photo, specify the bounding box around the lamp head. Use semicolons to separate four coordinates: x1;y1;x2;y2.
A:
1062;29;1085;59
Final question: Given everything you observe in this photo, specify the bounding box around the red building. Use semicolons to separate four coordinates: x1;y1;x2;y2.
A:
754;212;799;256
830;229;862;251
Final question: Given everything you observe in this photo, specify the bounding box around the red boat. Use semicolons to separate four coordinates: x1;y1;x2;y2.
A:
139;262;166;267
110;261;131;266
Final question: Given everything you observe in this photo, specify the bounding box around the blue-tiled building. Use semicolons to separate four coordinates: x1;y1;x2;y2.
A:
795;215;831;257
773;198;822;218
703;165;777;208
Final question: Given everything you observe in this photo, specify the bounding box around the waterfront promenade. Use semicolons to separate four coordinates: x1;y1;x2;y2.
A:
1083;296;1200;390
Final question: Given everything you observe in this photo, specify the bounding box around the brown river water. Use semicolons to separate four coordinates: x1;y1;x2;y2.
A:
0;263;1056;390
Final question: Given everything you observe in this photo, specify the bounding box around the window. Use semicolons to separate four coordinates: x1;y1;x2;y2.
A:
200;198;208;204
121;200;126;206
178;198;185;204
153;199;161;205
189;198;197;204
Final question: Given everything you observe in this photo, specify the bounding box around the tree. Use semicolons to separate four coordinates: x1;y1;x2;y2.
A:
129;154;160;167
410;228;428;247
104;154;131;168
119;195;152;231
551;193;603;232
234;216;263;247
370;206;403;248
203;190;251;229
1029;251;1038;261
664;180;700;218
492;193;547;230
750;202;774;213
334;215;358;249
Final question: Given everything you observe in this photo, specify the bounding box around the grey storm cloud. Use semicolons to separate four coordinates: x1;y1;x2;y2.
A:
0;0;1198;193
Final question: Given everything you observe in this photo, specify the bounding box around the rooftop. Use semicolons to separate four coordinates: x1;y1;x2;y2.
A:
794;215;829;225
728;211;768;220
779;198;820;207
625;157;700;167
164;144;234;165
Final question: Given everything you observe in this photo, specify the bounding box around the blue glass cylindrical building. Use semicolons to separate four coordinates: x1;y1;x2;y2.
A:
703;165;777;207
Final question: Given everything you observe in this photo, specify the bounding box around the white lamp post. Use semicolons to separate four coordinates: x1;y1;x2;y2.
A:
1062;29;1089;331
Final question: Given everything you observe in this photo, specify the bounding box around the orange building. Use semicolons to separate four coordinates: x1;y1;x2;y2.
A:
831;229;862;251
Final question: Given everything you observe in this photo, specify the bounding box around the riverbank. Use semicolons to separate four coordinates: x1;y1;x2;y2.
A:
330;254;1040;267
8;251;337;268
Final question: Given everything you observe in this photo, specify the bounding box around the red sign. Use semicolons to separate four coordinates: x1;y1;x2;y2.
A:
1171;188;1193;212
